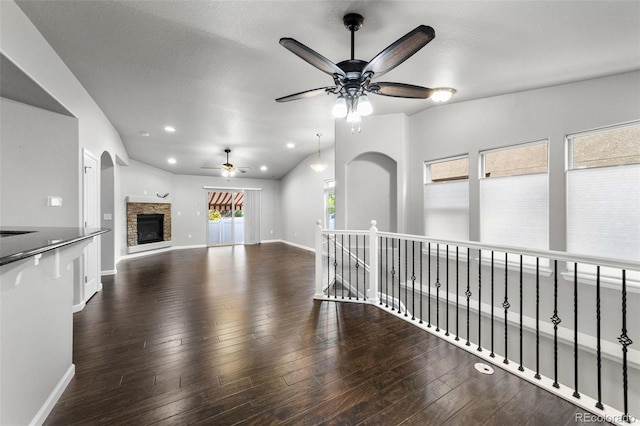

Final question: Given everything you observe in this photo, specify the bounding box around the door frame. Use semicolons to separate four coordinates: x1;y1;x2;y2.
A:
206;190;243;247
80;149;100;308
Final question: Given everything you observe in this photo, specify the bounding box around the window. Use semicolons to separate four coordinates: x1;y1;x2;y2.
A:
480;141;549;250
566;122;640;263
324;180;335;230
424;156;469;241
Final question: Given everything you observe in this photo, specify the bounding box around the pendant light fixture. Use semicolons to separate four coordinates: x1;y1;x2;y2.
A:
310;133;328;172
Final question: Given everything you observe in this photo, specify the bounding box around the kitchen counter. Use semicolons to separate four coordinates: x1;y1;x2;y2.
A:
0;226;109;425
0;226;108;266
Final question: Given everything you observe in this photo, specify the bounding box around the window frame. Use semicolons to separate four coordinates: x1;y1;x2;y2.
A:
564;121;640;286
479;139;549;180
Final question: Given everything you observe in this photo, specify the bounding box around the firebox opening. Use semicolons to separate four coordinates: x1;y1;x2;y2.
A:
137;214;164;244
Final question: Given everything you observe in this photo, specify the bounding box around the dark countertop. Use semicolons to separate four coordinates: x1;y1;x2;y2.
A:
0;226;109;266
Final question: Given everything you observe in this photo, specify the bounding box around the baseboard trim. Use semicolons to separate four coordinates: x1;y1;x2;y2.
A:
101;269;117;276
30;363;75;426
280;240;315;253
72;301;86;313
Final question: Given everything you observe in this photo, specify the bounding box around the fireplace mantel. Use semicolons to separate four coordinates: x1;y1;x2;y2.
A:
125;195;170;204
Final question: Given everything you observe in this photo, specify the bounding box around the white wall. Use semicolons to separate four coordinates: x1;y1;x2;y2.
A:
0;98;79;227
335;113;408;232
172;174;280;247
118;160;282;256
280;147;335;250
406;71;640;248
1;0;129;267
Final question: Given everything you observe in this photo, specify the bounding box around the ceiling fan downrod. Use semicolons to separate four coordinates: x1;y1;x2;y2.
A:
343;13;364;61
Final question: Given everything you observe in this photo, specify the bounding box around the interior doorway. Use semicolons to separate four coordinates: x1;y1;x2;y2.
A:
82;149;99;305
207;191;244;246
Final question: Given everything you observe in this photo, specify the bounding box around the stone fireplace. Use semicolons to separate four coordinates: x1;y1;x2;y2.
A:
126;197;172;253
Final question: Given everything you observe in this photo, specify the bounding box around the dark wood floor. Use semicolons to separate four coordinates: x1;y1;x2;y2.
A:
44;243;600;425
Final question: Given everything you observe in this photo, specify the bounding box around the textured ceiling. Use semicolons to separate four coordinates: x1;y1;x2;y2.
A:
15;1;640;179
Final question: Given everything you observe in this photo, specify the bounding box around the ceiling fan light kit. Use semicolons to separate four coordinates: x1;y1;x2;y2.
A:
201;148;249;177
276;12;456;132
431;87;457;103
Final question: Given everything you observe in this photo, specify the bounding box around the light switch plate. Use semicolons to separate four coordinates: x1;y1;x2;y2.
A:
48;196;62;207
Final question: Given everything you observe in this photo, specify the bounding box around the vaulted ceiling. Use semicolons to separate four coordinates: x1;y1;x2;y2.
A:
15;1;640;179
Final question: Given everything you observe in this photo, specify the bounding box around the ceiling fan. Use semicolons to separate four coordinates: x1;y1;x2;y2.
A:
201;149;249;177
276;13;455;125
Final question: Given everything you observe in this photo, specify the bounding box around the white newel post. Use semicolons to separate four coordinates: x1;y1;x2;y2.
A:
314;220;324;298
368;220;379;304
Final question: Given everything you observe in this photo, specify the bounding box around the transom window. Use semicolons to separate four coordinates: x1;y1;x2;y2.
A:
482;142;548;178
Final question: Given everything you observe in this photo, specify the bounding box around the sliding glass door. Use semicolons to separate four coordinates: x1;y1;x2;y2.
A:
207;191;244;246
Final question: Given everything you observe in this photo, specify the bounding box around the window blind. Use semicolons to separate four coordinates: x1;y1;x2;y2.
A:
424;180;469;241
480;173;548;249
567;164;640;262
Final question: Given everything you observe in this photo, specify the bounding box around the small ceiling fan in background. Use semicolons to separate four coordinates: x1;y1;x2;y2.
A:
201;148;250;177
276;13;456;130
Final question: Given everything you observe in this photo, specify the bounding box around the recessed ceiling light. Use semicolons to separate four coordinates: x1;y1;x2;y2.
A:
164;126;176;133
286;143;295;149
260;165;267;171
167;158;177;164
139;131;150;137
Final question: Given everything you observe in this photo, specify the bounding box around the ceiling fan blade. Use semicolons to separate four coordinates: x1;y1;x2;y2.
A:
276;86;336;102
280;38;346;77
368;82;434;99
201;166;222;170
362;25;435;78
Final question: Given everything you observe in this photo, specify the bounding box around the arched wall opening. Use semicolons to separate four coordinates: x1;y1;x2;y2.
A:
345;152;397;232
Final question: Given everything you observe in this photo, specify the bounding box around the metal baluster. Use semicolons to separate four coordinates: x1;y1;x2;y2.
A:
503;252;510;364
341;234;345;299
455;247;460;341
428;242;432;328
551;260;561;388
327;234;330;297
619;269;632;422
445;245;450;336
363;235;366;301
333;234;338;299
573;263;580;397
398;239;402;314
535;257;541;380
595;266;603;408
465;248;471;346
385;237;389;307
436;244;440;332
405;239;408;317
490;251;495;357
411;241;416;320
391;239;395;311
518;255;524;372
348;235;352;300
477;249;482;352
355;234;359;300
420;241;424;324
379;236;383;305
